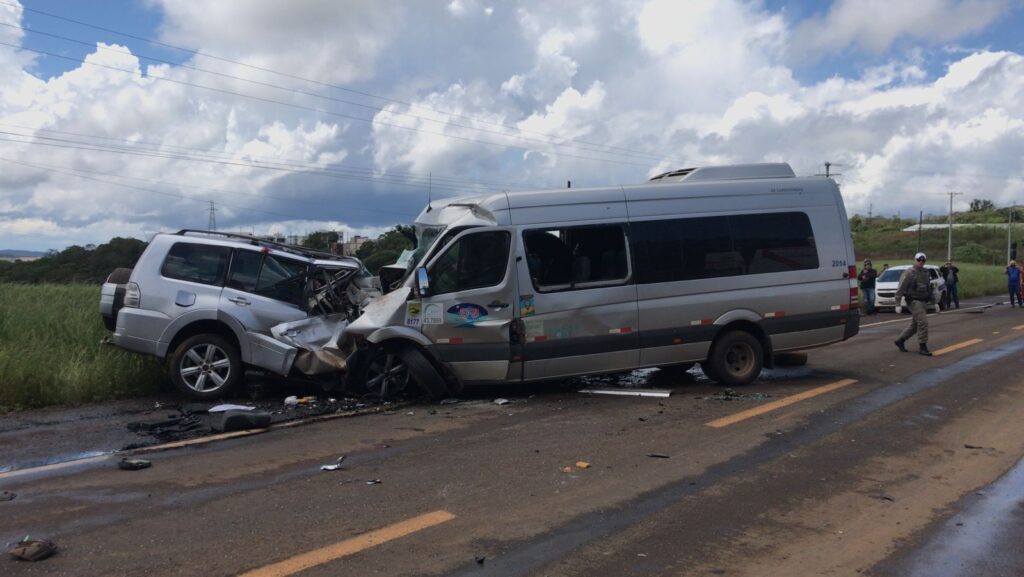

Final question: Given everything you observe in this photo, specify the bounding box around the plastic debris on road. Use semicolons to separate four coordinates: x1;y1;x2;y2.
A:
366;479;382;485
118;458;152;471
494;398;510;405
208;404;256;413
0;490;15;502
646;453;670;459
321;456;347;471
576;461;591;469
8;538;57;562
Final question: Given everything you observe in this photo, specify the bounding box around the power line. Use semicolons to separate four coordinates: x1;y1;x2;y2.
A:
0;131;493;195
0;152;421;218
0;2;694;166
0;156;417;223
0;122;542;190
2;40;666;170
1;21;690;167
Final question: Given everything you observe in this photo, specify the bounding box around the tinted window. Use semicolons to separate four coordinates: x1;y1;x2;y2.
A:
227;250;262;292
429;231;510;295
523;225;629;291
255;255;308;306
161;243;231;286
729;213;818;274
631;212;818;284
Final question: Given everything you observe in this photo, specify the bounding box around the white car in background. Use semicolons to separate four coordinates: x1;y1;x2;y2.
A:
874;264;947;313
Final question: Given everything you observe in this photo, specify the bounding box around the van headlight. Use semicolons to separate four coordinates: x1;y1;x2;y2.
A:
124;282;141;308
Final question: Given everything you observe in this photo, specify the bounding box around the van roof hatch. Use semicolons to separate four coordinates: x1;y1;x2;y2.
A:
648;163;795;184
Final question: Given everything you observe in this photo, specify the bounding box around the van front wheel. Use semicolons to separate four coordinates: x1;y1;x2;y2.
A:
706;331;763;387
353;345;448;401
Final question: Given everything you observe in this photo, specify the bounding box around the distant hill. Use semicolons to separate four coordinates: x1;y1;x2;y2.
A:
0;249;45;258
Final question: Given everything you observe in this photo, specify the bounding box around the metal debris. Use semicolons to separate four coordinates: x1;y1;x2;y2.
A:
0;491;15;502
494;398;510;405
8;538;57;562
578;389;671;398
646;453;670;459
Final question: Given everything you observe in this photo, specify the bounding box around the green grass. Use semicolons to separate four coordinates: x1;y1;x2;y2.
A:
952;263;1010;299
0;283;165;410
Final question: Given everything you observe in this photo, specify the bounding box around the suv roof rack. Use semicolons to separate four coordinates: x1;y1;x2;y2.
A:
174;230;349;262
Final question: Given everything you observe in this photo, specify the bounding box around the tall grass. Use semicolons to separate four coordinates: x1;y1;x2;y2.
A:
0;283;165;410
953;263;1011;299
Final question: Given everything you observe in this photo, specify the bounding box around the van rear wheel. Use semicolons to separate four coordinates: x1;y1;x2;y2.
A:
706;330;763;387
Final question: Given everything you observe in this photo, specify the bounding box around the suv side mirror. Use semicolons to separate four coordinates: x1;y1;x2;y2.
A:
416;267;430;298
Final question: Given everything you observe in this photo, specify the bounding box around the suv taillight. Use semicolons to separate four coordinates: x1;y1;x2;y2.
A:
124;282;141;308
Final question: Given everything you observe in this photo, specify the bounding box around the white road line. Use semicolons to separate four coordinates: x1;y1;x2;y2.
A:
861;303;995;328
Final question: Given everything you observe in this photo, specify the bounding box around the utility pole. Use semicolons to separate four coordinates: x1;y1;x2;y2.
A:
207;201;217;231
945;192;963;261
917;211;923;252
1009;206;1014;264
824;162;831;178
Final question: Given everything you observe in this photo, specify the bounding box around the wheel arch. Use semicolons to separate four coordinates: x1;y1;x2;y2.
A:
166;319;243;362
359;336;462;394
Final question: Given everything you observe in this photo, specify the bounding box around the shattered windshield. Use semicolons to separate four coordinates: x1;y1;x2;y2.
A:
406;225;445;272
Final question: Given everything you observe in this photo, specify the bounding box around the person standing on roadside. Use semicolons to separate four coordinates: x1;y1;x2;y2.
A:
894;252;934;356
940;260;960;309
858;259;878;315
1007;260;1023;307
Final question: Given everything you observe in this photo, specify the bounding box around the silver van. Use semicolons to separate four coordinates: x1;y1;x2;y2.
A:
344;163;860;398
101;231;377;399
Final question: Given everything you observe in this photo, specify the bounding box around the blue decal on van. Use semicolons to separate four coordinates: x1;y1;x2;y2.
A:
447;303;488;327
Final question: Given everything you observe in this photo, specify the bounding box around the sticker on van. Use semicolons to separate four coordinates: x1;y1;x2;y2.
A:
447;303;488;327
405;302;422;327
520;294;535;317
422;303;444;325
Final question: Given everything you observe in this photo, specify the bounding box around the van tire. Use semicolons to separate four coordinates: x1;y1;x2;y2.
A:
353;345;448;401
168;334;242;400
706;330;763;387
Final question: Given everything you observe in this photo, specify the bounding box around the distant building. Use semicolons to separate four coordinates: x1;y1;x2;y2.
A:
341;235;369;256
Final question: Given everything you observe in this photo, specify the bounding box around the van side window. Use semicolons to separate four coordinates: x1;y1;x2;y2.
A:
632;212;818;284
524;225;629;291
429;231;511;295
161;243;231;286
729;213;818;274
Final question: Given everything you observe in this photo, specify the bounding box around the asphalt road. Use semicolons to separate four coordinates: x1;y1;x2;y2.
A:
3;297;1024;576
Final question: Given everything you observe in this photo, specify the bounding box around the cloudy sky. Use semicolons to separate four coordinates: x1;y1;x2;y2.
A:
1;0;1023;250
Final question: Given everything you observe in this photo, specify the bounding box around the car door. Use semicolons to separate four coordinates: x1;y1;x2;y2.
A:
417;227;519;384
220;249;310;332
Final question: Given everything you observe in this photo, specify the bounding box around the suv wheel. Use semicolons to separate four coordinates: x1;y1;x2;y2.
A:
351;345;448;401
169;334;241;399
706;330;764;387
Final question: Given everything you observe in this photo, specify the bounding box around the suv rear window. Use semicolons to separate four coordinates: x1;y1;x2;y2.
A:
161;243;231;286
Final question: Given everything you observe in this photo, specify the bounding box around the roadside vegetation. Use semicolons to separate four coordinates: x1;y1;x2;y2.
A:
0;283;164;411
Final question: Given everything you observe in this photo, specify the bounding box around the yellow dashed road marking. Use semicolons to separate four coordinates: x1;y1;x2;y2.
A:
238;510;456;577
705;379;858;429
933;338;984;356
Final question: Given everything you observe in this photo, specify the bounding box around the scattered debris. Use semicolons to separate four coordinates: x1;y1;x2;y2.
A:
576;461;591;469
0;491;15;502
494;398;510;405
439;398;460;405
211;410;272;433
8;538;57;562
578;388;671;398
701;388;773;401
208;403;256;413
126;414;202;442
366;479;382;485
646;453;670;459
118;458;152;471
561;466;574;473
475;556;486;565
963;444;989;450
321;456;347;472
284;396;300;406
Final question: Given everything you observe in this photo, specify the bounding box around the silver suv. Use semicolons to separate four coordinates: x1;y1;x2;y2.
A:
100;230;378;399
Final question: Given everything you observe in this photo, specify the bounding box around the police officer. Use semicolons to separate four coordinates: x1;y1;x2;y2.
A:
894;252;934;356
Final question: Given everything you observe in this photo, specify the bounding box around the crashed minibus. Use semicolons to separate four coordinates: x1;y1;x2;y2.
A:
342;163;860;398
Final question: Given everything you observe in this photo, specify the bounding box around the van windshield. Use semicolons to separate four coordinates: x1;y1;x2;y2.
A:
407;225;445;272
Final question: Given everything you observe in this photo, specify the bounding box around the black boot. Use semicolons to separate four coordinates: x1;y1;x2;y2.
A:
919;343;933;356
894;338;908;352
